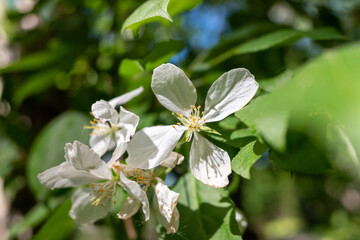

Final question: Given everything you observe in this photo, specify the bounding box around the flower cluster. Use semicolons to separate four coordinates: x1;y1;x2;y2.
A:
37;64;258;233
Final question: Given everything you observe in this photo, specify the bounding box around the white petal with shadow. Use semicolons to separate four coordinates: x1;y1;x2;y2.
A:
118;173;150;221
126;125;185;169
69;188;111;224
65;141;111;179
37;162;105;190
204;68;258;123
152;63;197;115
117;197;141;220
189;132;231;188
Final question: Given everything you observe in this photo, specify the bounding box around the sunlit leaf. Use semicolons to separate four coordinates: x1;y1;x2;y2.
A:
167;0;202;16
235;95;289;152
26;111;90;201
118;59;144;78
203;27;344;70
122;0;172;32
326;125;360;181
236;43;360;175
258;70;294;93
231;140;268;179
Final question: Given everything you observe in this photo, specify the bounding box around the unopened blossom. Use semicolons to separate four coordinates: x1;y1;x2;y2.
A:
85;86;143;163
126;63;258;188
37;141;149;224
114;160;180;234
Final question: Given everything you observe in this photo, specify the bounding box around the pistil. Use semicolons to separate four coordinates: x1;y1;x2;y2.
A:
173;105;206;142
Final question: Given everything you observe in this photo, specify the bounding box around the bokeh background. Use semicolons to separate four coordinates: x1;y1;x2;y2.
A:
1;0;360;239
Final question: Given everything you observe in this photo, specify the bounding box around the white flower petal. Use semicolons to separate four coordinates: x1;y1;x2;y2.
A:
154;178;179;223
153;192;180;234
117;197;141;220
126;125;185;169
116;106;139;143
65;141;111;179
152;63;197;115
160;152;184;168
37;162;105;189
108;142;127;166
166;208;180;234
108;86;144;108
189;132;231;188
69;188;111;224
204;68;258;123
89;134;111;157
91;100;117;121
118;173;150;221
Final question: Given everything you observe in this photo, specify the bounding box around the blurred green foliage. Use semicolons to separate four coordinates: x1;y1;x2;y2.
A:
1;0;360;239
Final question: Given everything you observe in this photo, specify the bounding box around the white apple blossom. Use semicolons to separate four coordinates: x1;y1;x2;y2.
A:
126;63;258;188
37;140;150;224
114;162;180;233
85;86;143;163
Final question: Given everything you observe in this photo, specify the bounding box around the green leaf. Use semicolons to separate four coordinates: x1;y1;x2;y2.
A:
122;0;172;32
235;95;289;152
118;40;183;78
26;111;90;201
33;199;74;240
279;43;360;156
0;48;68;74
204;27;344;69
118;59;144;78
231;140;268;179
303;27;345;41
236;43;360;175
167;0;202;16
13;68;60;106
163;173;242;239
258;70;293;93
269;132;332;174
143;40;184;71
235;29;302;55
190;22;279;72
326;125;360;181
218;116;240;130
230;128;257;140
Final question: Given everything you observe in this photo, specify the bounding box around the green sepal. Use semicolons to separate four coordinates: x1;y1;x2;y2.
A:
199;125;221;135
111;168;119;180
178;130;193;145
153;166;166;178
